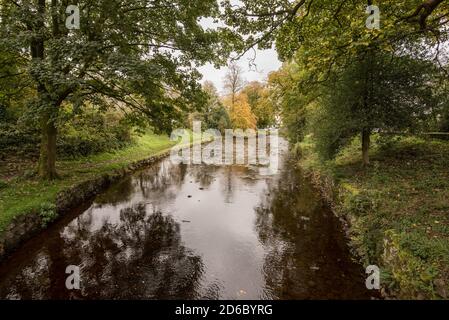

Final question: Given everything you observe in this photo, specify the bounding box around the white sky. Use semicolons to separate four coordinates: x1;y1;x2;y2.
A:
198;13;282;94
198;47;282;94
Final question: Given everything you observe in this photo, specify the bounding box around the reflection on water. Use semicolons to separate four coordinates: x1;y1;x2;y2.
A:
0;140;373;299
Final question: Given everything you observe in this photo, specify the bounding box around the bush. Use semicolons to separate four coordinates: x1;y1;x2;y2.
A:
57;109;133;158
0;108;133;159
39;202;58;227
0;123;40;157
0;180;7;189
57;126;131;158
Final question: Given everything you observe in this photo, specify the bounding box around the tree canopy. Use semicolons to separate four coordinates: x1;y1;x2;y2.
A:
0;0;239;178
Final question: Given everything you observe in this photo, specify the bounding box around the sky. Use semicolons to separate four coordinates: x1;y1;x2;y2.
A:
198;47;282;94
197;11;283;94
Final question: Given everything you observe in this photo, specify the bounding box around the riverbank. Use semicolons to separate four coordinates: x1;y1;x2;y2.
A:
297;135;449;299
0;133;177;260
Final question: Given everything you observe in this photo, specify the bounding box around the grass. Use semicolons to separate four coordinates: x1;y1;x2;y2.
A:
0;132;177;234
298;134;449;299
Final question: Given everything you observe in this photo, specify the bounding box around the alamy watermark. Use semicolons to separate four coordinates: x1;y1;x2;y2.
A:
169;121;279;175
61;5;381;35
366;5;380;30
55;3;379;34
65;5;80;30
365;265;380;290
65;265;80;290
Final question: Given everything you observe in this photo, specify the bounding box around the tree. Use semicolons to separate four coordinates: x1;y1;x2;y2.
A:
221;0;447;164
0;17;32;121
223;61;245;107
228;93;257;130
242;81;263;108
222;0;449;59
221;0;449;107
1;0;233;179
207;105;232;133
202;81;231;132
307;50;439;165
242;81;276;128
266;63;316;142
435;80;449;133
202;81;221;116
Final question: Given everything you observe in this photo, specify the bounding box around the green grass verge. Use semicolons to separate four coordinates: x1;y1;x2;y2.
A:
0;132;176;235
298;134;449;299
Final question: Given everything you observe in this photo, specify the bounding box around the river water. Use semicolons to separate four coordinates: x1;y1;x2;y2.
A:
0;139;373;299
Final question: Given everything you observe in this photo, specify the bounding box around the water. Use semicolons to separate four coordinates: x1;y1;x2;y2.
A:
0;140;373;299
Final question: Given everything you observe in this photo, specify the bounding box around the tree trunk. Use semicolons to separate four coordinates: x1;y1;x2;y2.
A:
32;0;59;180
362;129;371;166
39;108;58;180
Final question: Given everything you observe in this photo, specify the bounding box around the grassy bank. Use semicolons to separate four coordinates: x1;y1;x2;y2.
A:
0;132;176;235
298;135;449;299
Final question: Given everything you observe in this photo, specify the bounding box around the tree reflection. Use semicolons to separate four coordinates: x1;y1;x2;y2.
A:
137;161;187;199
95;160;188;210
189;164;218;188
95;176;135;206
254;156;372;299
0;204;204;299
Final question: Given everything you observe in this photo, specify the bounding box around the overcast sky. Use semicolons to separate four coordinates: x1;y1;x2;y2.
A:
198;47;282;94
197;12;283;94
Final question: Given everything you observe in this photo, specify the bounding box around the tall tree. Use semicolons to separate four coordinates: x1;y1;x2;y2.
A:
228;93;257;130
1;0;235;179
308;50;439;165
221;0;447;164
221;0;449;88
202;81;231;132
222;0;449;56
223;61;245;107
241;81;276;128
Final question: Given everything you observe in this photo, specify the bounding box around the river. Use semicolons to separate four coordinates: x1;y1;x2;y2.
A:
0;139;373;299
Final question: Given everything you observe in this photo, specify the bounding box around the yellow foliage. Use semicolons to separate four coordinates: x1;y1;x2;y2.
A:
228;93;257;130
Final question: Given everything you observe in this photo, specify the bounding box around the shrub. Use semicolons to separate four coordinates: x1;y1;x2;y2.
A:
39;202;58;227
56;109;133;158
0;123;40;157
1;108;133;159
0;180;7;189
